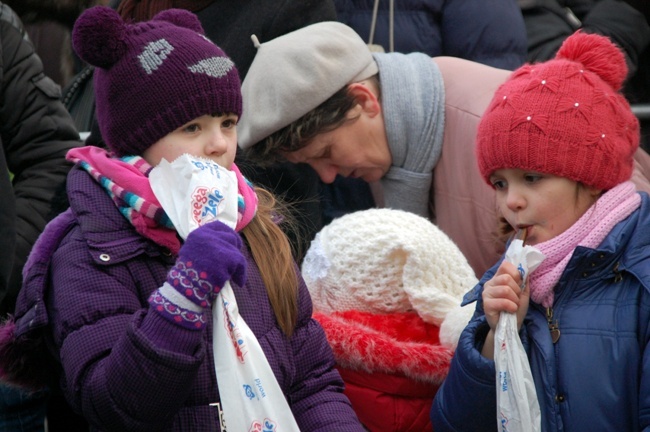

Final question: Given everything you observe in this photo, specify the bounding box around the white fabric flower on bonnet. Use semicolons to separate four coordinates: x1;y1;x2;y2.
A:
302;208;478;347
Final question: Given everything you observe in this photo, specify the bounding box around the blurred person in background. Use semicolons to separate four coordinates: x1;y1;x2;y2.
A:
4;0;111;87
0;2;83;431
517;0;650;150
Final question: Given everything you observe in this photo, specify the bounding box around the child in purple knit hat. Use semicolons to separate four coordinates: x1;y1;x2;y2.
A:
0;6;363;431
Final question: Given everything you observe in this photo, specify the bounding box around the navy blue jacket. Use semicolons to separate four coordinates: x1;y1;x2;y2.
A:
432;192;650;431
334;0;528;70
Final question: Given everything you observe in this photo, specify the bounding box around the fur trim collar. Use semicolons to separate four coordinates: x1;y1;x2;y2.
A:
314;310;452;383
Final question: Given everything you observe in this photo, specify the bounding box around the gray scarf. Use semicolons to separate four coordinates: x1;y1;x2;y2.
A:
374;52;445;218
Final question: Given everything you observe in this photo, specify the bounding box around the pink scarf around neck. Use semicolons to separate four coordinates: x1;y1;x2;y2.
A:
528;181;640;307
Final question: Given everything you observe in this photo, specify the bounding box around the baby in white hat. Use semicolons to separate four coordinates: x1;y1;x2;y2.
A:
301;208;476;432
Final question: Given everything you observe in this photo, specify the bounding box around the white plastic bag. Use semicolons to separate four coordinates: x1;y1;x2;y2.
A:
149;155;300;431
495;239;545;432
213;282;301;432
149;154;239;238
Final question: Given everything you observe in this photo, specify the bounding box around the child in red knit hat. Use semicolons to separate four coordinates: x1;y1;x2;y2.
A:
432;31;650;431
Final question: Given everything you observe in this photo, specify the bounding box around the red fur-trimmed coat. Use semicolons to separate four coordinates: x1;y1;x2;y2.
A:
314;310;453;432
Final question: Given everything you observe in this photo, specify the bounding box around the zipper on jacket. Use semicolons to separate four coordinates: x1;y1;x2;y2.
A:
612;262;623;283
546;307;560;343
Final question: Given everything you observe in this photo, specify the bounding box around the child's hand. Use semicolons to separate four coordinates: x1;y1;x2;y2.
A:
149;221;247;329
168;221;247;308
482;261;529;332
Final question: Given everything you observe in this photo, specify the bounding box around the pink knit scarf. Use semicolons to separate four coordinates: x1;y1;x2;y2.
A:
528;181;640;307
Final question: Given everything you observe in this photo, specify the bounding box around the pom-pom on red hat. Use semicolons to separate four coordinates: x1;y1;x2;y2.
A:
476;31;639;191
72;6;242;157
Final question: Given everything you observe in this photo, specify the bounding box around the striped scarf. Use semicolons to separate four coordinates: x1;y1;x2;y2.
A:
66;146;257;255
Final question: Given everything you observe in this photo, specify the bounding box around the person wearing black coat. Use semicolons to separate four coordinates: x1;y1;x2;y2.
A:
0;3;80;319
518;0;650;74
0;2;82;431
517;0;650;151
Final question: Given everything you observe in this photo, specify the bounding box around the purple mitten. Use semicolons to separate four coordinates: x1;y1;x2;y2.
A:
149;221;247;329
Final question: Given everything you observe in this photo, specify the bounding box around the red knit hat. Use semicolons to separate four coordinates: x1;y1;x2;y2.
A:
476;31;639;191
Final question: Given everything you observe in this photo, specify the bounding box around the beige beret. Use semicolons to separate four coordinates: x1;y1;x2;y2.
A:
237;21;378;149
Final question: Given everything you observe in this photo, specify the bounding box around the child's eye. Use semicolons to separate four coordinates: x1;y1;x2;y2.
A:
524;173;542;183
491;178;506;190
222;119;236;129
183;124;200;133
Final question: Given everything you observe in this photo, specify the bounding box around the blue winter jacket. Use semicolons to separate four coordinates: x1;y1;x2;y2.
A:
5;166;363;431
431;192;650;431
334;0;528;70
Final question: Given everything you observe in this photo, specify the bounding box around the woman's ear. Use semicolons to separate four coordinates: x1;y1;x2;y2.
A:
347;81;382;118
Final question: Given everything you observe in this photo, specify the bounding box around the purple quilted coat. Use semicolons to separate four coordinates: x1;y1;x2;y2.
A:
0;166;363;431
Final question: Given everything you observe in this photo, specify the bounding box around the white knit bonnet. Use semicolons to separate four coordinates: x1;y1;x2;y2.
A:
301;208;478;327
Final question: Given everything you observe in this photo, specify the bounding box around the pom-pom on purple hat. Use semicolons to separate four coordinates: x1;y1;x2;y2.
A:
72;6;242;157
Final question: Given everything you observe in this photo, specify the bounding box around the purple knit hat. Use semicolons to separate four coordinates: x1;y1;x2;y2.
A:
72;6;242;157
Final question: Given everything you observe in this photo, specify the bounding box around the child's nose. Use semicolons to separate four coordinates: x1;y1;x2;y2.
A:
205;131;228;155
506;189;526;211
